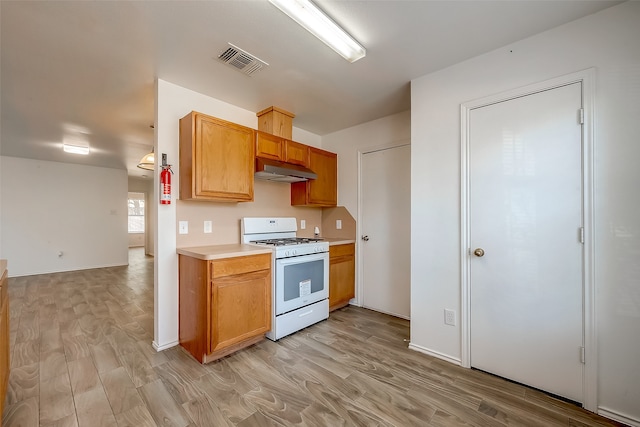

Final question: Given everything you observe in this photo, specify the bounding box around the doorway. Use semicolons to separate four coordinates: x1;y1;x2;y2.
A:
360;143;411;319
460;71;595;408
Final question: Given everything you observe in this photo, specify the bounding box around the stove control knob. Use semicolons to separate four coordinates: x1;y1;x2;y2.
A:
292;249;297;256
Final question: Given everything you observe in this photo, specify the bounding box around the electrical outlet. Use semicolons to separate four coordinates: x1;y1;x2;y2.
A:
179;221;189;234
336;219;342;229
444;309;456;326
300;220;306;229
204;220;212;233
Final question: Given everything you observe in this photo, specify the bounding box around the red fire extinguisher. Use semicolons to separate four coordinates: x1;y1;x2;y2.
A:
160;164;173;205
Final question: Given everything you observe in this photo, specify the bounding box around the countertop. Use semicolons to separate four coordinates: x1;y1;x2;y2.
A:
322;238;356;246
177;244;273;261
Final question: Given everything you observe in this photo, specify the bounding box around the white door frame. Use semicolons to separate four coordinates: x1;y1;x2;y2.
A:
357;140;411;310
460;69;596;411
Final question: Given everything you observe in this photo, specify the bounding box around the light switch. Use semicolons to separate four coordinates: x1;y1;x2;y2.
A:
179;221;188;234
204;220;212;233
336;219;342;230
300;220;306;229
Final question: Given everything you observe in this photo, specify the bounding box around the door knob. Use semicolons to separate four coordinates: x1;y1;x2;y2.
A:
473;248;485;257
362;235;370;241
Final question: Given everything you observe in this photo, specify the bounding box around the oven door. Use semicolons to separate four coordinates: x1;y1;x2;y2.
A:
275;251;329;315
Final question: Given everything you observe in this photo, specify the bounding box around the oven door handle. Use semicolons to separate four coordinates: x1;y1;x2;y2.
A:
298;309;314;317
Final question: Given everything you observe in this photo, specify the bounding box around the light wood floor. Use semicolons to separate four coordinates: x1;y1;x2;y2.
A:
2;248;625;427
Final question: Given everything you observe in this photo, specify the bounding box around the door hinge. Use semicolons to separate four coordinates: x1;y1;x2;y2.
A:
578;108;584;125
579;227;585;244
580;346;586;364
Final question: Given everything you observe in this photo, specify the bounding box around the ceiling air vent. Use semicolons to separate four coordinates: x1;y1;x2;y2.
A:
217;43;268;76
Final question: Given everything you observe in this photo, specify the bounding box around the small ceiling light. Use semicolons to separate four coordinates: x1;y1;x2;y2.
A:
268;0;366;63
62;143;90;155
137;147;155;170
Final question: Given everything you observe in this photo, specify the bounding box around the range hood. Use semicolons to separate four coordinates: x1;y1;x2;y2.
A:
255;158;317;183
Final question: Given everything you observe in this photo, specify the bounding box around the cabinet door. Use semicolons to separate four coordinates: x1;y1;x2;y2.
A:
284;140;309;167
291;147;337;206
211;268;271;352
180;112;254;202
256;131;284;161
329;244;355;311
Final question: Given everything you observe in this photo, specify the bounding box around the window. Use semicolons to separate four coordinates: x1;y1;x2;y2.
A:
128;192;145;233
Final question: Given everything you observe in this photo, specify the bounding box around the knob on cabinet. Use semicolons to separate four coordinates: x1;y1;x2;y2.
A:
361;235;370;241
473;248;485;257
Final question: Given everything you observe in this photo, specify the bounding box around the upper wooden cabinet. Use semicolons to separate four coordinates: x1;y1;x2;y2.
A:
255;132;310;168
284;140;309;167
180;112;254;202
291;147;337;207
255;131;283;161
257;106;295;139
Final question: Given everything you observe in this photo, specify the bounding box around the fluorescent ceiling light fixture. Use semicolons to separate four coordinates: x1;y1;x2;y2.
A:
137;148;155;170
269;0;366;63
62;143;90;155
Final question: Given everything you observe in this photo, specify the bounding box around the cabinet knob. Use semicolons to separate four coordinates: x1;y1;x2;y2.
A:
361;235;370;241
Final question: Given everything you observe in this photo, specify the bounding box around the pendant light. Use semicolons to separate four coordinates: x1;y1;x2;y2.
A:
137;147;155;170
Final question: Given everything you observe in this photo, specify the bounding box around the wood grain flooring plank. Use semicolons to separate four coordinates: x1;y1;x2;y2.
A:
291;358;364;402
138;379;191;427
113;405;157;427
299;402;349;427
68;356;101;395
2;396;39;427
207;354;277;395
40;413;79;427
61;335;91;362
39;349;67;382
73;387;118;427
100;366;144;415
6;362;39;405
136;340;169;367
39;373;75;424
90;342;121;374
235;410;285;427
118;349;158;388
182;395;231;427
153;362;207;405
192;375;256;424
40;328;63;353
241;366;316;426
11;339;40;368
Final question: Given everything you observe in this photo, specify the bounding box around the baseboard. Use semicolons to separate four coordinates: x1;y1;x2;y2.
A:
408;342;462;366
598;407;640;427
153;339;179;352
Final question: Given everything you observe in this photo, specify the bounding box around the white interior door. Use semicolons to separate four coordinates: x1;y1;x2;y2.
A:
361;144;411;318
469;83;584;402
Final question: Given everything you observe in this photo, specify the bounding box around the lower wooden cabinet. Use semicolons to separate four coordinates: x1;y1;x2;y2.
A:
179;253;271;363
0;261;9;416
329;244;355;311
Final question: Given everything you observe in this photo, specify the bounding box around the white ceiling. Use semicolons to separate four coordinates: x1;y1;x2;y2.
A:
1;1;621;178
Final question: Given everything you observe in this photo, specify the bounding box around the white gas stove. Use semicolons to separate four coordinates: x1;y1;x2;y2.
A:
242;217;329;340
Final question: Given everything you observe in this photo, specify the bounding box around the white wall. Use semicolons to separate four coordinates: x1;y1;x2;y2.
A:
0;156;128;276
411;2;640;423
154;79;323;351
322;111;411;216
